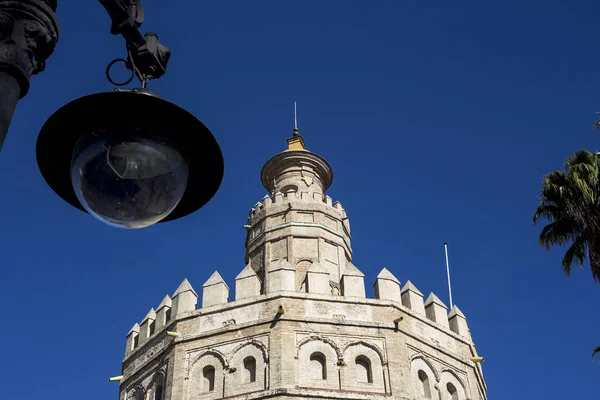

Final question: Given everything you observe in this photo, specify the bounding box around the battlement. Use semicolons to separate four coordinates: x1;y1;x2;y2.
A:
248;191;348;225
124;266;471;356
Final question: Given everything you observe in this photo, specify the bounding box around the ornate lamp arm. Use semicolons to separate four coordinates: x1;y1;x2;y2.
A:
0;0;171;151
97;0;170;85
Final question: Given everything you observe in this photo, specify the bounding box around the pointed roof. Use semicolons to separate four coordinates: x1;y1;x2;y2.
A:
141;308;156;323
203;271;229;289
127;323;140;336
342;262;365;277
448;305;467;319
269;259;295;272
401;280;423;296
425;292;448;309
376;268;400;284
157;295;172;310
307;262;328;274
173;278;198;297
236;264;259;280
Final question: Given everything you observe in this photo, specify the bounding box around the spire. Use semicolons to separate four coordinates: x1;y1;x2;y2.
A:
286;101;306;150
294;101;299;135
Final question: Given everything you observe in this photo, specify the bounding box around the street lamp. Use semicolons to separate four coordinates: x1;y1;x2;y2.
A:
0;0;224;228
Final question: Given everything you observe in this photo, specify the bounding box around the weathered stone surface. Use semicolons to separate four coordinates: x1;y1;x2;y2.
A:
118;134;487;400
306;262;330;294
341;263;366;298
155;295;172;330
202;271;229;308
235;264;261;300
425;292;449;328
374;268;401;302
171;278;198;316
401;280;426;316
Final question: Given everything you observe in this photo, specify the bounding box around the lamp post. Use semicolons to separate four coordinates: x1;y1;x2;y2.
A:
0;0;59;150
0;0;224;229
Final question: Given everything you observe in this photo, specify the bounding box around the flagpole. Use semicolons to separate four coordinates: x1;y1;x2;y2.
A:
444;242;453;309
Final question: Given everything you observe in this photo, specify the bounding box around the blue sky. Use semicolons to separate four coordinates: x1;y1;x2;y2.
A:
1;0;599;398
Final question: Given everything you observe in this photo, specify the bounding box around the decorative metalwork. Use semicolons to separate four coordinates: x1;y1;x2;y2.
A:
99;0;171;87
0;0;59;98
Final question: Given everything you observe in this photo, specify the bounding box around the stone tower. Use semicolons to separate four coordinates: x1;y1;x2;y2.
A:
117;128;488;400
246;127;350;293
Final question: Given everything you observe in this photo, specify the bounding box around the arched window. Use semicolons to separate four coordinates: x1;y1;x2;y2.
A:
202;366;215;392
154;383;163;400
418;370;431;398
309;352;327;380
447;382;458;400
243;356;256;383
355;356;372;383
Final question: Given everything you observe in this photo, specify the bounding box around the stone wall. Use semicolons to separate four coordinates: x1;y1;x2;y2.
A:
118;276;486;400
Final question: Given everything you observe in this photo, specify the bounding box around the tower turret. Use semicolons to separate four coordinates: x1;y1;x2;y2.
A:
116;118;488;400
245;128;353;294
260;128;333;196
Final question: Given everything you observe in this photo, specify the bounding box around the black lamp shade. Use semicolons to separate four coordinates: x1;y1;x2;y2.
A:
36;90;224;223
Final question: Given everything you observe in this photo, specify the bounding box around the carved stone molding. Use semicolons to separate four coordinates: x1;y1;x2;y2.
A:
0;0;59;98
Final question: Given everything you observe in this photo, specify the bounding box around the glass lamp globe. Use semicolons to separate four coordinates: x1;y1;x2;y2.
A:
36;90;224;228
71;136;189;229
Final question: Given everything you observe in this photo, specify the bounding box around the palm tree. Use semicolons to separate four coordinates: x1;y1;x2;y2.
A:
534;150;600;363
533;150;600;282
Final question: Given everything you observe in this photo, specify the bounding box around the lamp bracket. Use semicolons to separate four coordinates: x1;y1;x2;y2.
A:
98;0;171;86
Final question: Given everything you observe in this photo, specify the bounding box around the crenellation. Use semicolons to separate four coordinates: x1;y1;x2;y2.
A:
424;292;449;328
155;295;172;330
247;191;348;230
401;280;426;315
262;194;272;207
119;130;486;400
171;278;198;316
341;262;366;298
235;264;262;300
306;262;330;294
333;200;343;211
448;305;470;339
202;271;229;308
121;275;485;400
139;308;156;342
268;259;296;292
374;268;401;302
125;323;140;354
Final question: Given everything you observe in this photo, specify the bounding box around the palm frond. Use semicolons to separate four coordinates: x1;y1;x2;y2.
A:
533;203;567;225
534;149;600;283
588;235;600;283
562;235;587;276
539;220;580;250
592;345;600;360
